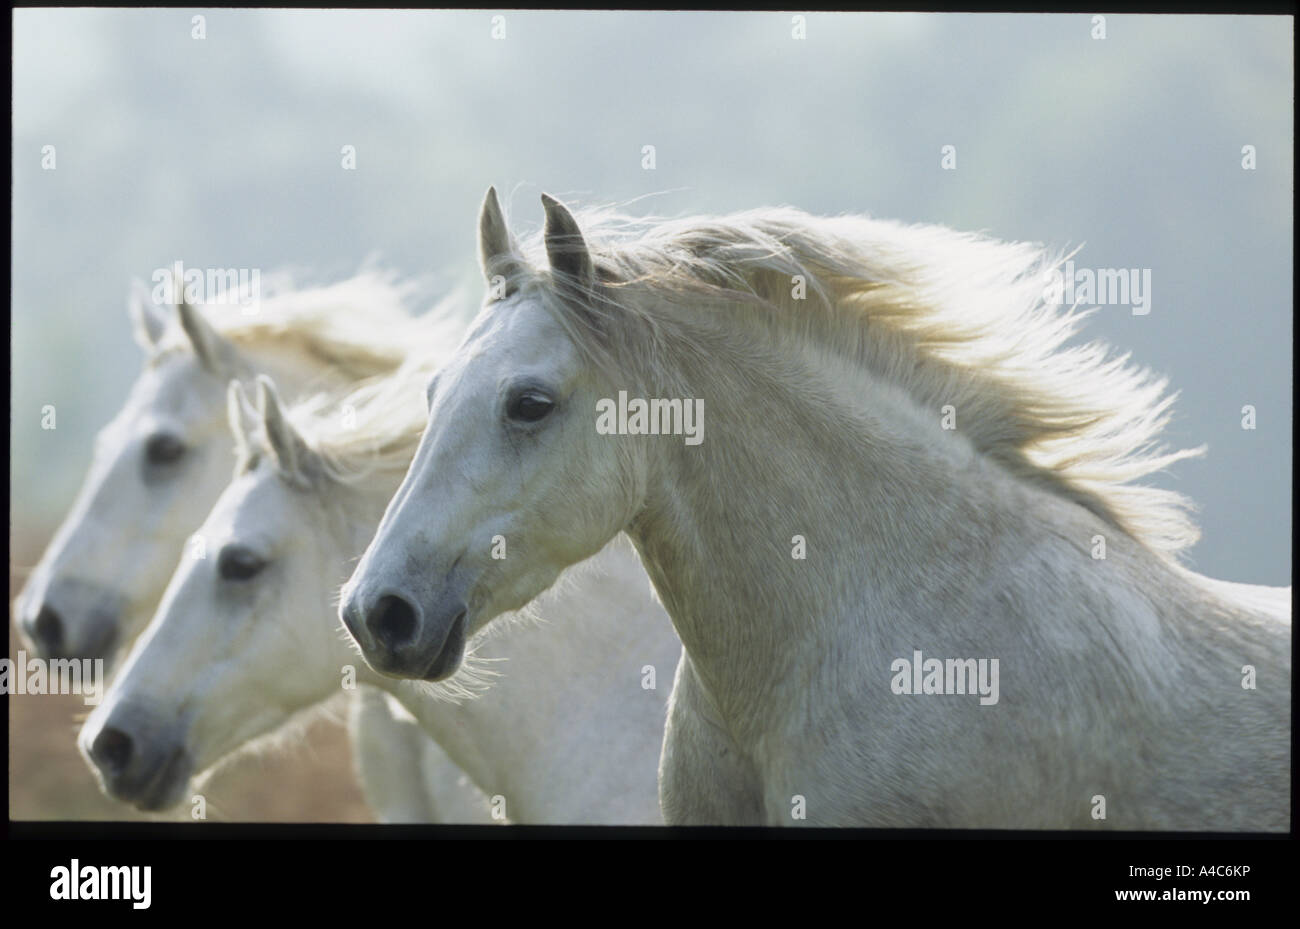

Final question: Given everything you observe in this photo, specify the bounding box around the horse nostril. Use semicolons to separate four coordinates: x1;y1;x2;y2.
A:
368;595;418;649
92;727;134;774
32;605;65;655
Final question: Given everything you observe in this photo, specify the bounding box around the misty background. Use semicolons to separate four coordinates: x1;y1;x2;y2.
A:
11;10;1293;585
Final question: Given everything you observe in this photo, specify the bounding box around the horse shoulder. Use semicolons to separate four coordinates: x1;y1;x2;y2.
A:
659;650;764;825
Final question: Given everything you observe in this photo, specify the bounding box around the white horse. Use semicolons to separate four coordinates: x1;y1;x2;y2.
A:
341;188;1290;830
79;367;680;824
15;273;482;823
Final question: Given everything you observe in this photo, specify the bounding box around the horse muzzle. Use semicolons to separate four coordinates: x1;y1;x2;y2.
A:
16;578;123;661
341;586;469;682
79;704;194;812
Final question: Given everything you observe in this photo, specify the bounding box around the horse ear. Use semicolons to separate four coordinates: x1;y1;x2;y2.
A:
255;374;314;480
227;380;260;453
541;193;595;294
478;186;524;298
177;296;235;374
127;279;167;353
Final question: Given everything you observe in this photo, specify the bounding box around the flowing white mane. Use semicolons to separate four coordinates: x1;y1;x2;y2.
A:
507;204;1205;559
225;274;468;484
153;269;452;379
296;349;444;485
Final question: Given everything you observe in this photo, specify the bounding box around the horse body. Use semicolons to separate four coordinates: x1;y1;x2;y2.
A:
635;279;1292;830
343;188;1289;830
637;400;1289;827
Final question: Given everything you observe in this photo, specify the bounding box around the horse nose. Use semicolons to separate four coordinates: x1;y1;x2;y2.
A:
19;582;122;660
89;725;135;776
24;604;66;657
367;595;419;650
343;584;469;680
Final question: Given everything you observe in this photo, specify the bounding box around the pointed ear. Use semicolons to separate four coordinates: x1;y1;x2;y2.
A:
177;297;235;374
127;279;168;353
478;186;525;298
541;193;595;294
255;375;314;481
227;380;260;453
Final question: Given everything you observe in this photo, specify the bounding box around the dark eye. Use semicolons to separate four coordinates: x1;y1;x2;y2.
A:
145;432;186;466
217;544;267;582
506;389;555;424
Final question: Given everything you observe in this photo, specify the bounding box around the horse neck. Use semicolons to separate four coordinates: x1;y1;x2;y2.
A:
623;330;1135;740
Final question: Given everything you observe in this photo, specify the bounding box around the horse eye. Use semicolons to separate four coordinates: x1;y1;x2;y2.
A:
217;545;267;582
145;432;186;466
506;389;555;424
